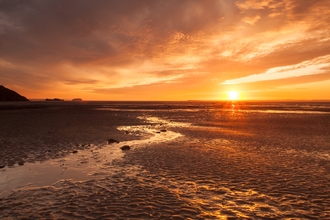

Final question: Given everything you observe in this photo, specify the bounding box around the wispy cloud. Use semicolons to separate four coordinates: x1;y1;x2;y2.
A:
222;55;330;84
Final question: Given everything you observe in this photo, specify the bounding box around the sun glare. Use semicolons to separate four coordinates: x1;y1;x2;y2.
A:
227;91;239;100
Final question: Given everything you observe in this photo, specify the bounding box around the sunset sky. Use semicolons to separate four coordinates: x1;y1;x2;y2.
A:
1;0;330;100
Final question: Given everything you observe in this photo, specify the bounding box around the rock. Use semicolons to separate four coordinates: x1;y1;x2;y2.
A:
0;85;29;101
108;138;119;144
0;165;5;169
18;161;24;166
160;129;167;132
72;150;78;154
120;145;131;151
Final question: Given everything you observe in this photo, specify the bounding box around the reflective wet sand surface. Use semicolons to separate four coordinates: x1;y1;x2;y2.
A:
0;116;183;192
0;101;329;219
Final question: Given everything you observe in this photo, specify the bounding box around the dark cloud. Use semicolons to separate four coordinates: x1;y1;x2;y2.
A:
0;0;234;66
288;1;320;17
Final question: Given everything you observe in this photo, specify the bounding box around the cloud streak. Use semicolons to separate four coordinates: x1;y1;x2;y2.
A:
222;55;330;84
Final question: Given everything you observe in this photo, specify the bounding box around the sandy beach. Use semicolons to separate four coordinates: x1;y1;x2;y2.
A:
0;101;330;219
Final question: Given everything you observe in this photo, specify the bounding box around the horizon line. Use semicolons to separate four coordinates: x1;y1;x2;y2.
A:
25;99;330;102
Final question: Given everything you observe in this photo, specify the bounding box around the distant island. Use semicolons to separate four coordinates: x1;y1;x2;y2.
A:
72;98;83;102
46;98;64;101
0;85;29;101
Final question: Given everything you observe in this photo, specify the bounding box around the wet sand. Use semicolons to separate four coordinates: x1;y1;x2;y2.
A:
0;102;330;219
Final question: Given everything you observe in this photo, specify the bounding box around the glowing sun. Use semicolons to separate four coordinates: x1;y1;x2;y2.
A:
227;91;239;100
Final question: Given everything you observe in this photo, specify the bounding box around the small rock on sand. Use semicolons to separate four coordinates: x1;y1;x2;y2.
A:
120;145;131;151
108;138;120;144
18;161;24;166
160;129;167;132
72;150;78;154
0;165;5;169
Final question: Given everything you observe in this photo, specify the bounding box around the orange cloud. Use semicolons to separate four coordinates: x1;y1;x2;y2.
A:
222;55;330;84
0;0;329;100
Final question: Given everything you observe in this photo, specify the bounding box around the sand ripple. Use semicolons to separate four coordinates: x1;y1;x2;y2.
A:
1;106;329;219
119;136;330;219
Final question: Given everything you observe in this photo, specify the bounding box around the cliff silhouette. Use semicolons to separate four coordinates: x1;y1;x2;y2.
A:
0;85;29;101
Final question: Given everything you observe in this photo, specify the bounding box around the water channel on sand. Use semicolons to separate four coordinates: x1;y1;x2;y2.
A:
0;116;185;192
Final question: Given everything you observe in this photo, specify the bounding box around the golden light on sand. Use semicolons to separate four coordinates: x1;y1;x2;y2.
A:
227;91;239;100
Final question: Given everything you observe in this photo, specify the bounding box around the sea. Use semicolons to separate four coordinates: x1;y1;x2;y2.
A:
0;101;329;219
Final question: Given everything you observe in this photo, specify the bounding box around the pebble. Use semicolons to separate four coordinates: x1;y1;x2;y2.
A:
108;138;120;144
120;145;131;151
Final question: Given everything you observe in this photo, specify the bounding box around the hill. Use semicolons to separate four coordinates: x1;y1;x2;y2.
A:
0;85;29;101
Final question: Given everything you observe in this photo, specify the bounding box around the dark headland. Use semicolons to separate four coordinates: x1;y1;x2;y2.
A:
0;85;29;101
